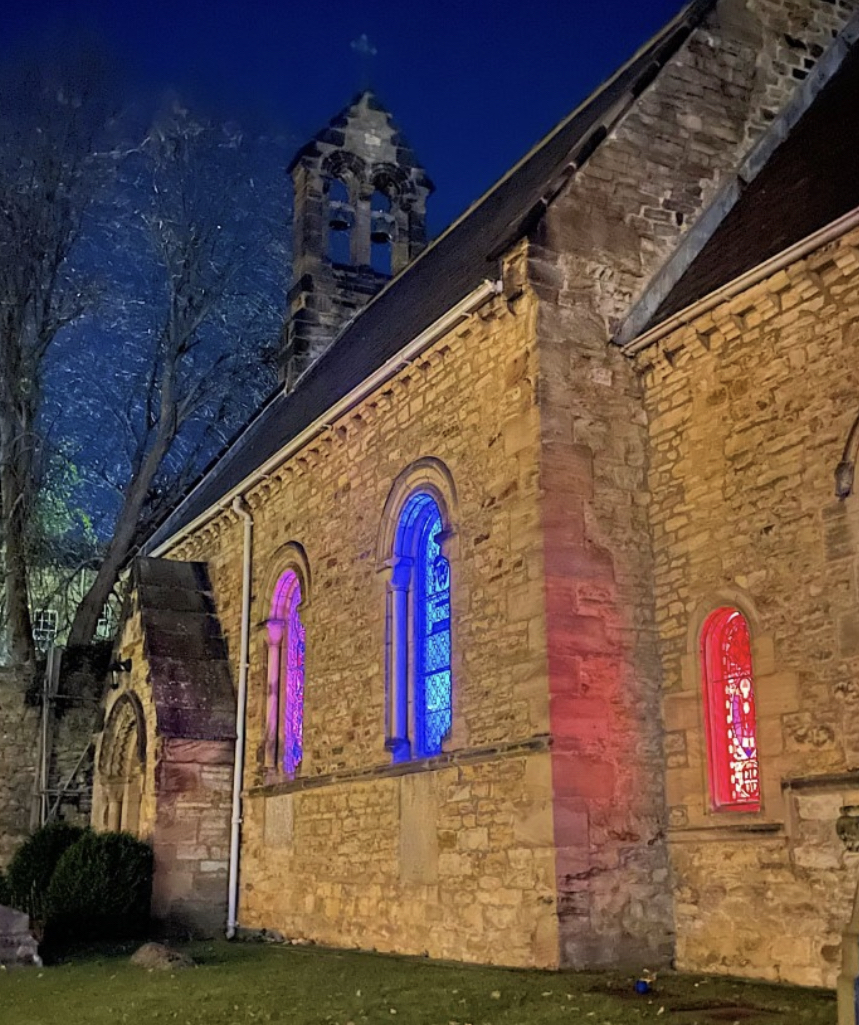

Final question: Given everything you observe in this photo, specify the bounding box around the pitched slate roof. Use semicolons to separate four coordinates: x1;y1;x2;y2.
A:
652;45;859;326
144;0;716;554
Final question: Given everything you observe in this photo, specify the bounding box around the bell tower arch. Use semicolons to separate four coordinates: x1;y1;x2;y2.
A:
282;91;433;388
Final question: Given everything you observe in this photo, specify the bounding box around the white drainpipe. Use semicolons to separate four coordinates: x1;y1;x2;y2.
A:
227;495;253;939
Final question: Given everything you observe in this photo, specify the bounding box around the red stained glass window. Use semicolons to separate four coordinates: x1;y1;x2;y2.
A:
701;607;760;811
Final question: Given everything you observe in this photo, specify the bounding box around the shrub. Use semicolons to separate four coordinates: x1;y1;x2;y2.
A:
46;831;153;944
0;869;11;907
5;822;86;920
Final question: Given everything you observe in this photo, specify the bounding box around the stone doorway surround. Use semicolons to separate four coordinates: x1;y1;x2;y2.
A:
92;558;237;937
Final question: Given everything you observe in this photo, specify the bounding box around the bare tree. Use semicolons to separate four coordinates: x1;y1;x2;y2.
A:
65;103;284;646
1;51;287;661
0;53;114;664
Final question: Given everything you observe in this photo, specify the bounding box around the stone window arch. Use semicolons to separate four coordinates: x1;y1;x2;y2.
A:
263;544;311;778
700;606;760;812
378;459;458;762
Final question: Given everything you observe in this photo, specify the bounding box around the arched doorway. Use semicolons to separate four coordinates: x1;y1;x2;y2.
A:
97;693;146;836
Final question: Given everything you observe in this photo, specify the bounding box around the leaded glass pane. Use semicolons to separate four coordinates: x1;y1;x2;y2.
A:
416;503;451;756
271;570;305;778
285;580;305;776
702;607;759;810
718;612;758;805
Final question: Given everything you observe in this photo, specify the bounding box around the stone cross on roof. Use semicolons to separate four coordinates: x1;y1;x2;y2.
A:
351;33;378;91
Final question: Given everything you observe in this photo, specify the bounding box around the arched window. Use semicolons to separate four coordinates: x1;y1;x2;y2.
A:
370;187;393;276
701;607;760;811
267;570;306;777
327;177;353;265
388;492;452;760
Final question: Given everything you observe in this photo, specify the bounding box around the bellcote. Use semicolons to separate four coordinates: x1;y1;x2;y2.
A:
281;92;434;388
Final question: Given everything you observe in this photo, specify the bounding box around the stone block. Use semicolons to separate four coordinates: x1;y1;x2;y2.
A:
663;691;701;732
264;794;294;847
0;905;39;967
164;739;235;766
552;754;616;800
757;672;800;716
399;773;438;885
839;612;859;659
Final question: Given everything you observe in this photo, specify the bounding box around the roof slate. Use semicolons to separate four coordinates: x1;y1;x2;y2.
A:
652;46;859;326
144;0;716;554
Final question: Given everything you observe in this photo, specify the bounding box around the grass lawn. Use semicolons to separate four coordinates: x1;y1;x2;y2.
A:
0;940;836;1025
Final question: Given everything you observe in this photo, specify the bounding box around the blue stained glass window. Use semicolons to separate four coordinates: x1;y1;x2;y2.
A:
397;492;452;757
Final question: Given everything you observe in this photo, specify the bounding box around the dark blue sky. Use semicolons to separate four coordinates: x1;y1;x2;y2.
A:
5;0;686;237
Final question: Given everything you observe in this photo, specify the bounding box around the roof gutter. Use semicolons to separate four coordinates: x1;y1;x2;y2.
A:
148;277;502;558
621;204;859;357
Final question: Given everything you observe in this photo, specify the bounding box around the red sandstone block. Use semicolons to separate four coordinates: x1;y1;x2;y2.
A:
549;615;611;656
552;754;616;800
550;696;612;741
543;545;615;584
552;802;591;847
545;653;582;693
159;762;202;794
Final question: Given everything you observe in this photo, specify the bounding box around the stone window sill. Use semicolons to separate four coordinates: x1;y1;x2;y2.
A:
781;770;859;791
667;820;784;841
246;734;550;798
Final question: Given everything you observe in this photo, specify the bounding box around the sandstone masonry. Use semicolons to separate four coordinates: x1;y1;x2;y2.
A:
637;227;859;988
0;667;38;866
90;0;859;984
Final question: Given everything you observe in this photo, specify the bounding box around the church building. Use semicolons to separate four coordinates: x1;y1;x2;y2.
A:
93;0;859;991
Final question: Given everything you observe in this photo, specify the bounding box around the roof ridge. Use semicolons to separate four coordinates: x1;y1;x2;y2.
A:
143;0;718;554
290;0;716;393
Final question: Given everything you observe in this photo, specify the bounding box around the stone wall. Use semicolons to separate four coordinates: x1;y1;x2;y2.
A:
94;578;236;938
1;652;106;867
241;750;556;965
525;0;859;970
0;667;38;866
48;647;112;829
150;0;859;972
150;737;234;938
561;0;857;340
637;226;859;987
168;259;562;966
531;269;673;968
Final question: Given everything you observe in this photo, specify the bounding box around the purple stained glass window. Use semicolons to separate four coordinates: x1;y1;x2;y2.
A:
270;571;305;777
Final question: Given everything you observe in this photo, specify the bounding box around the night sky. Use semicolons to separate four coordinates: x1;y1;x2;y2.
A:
5;0;687;237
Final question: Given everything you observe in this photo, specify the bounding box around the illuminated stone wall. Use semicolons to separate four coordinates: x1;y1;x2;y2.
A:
529;0;859;970
639;226;859;987
170;248;561;966
139;0;859;975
